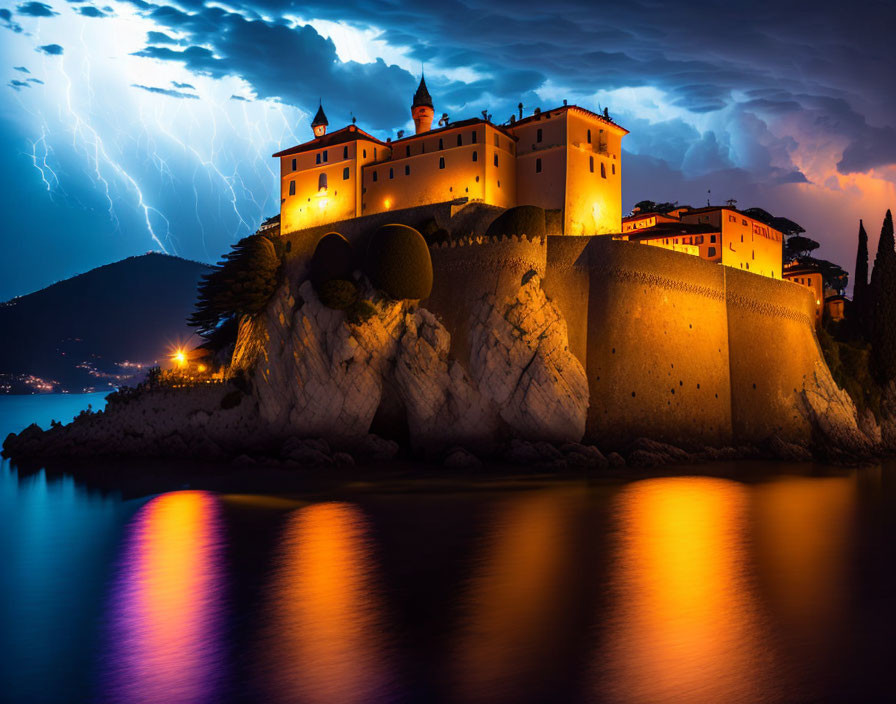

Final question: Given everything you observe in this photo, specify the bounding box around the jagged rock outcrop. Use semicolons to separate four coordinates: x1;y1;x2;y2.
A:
469;273;589;443
799;360;875;459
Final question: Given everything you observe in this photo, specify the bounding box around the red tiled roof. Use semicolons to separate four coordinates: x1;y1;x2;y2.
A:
390;117;517;145
272;125;387;158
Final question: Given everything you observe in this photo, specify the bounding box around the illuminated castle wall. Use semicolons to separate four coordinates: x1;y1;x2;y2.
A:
273;79;627;237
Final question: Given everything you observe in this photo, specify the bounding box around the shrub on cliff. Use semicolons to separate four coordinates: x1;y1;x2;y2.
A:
819;329;882;418
190;234;281;339
318;279;359;310
310;232;355;292
485;205;546;240
346;300;377;325
365;224;433;300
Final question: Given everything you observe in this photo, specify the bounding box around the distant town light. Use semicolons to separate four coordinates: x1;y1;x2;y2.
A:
172;348;187;368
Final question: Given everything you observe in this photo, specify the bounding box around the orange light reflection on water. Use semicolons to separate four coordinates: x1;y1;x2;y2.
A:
259;502;391;704
104;490;225;704
597;477;762;704
452;488;581;703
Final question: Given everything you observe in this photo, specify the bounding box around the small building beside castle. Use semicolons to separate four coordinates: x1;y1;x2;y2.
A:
621;206;784;279
273;77;628;238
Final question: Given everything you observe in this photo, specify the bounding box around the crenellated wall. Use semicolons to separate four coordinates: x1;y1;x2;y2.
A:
425;234;547;366
573;237;826;449
583;238;733;447
542;236;591;365
724;266;818;444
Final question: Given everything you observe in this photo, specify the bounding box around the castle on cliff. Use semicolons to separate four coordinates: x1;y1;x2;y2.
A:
273;77;627;238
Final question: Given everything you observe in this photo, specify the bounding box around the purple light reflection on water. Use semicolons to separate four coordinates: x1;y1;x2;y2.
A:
99;490;227;704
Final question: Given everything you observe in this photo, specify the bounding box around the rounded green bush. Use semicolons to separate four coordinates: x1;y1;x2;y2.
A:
310;232;354;291
365;224;433;300
485;205;546;239
318;279;359;310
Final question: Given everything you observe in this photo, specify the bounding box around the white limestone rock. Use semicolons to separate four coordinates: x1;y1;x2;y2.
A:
799;360;873;458
469;273;589;443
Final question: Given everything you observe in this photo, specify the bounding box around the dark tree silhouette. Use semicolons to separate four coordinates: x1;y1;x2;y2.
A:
632;200;678;214
850;220;870;339
870;210;896;383
785;235;821;261
190;234;281;341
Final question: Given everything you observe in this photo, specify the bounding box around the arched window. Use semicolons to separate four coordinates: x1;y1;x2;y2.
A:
342;167;350;180
291;158;297;171
389;167;394;179
315;153;321;164
363;149;367;158
372;171;378;182
322;150;328;162
288;180;295;196
343;146;348;159
536;128;542;143
587;129;591;143
406;146;411;157
318;173;327;190
600;163;606;178
471;131;477;143
439;156;445;169
457;134;462;146
405;165;410;175
536;158;542;173
493;154;499;167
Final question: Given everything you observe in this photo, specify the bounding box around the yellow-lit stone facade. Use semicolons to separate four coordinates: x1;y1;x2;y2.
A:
621;207;784;280
783;265;824;327
273;82;627;237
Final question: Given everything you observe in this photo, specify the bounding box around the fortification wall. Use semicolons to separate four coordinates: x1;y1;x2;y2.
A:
425;235;547;366
542;236;592;365
724;268;818;444
584;238;733;448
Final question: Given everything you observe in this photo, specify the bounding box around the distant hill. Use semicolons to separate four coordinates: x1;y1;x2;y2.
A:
0;253;212;393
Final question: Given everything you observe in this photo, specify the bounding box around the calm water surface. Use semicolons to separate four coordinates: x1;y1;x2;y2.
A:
0;394;894;703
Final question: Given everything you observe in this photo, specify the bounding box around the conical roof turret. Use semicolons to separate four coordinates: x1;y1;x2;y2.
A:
311;103;329;128
412;76;433;109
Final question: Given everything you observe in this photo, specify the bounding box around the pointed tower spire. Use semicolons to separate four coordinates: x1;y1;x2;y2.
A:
411;75;434;134
311;101;328;138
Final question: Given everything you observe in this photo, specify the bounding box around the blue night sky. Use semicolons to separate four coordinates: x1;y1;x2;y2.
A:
1;0;894;299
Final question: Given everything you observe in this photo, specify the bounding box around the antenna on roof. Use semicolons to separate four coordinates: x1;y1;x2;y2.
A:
707;189;711;207
438;112;449;127
518;102;523;119
603;107;609;119
481;110;488;121
563;99;567;106
352;115;356;124
397;129;405;139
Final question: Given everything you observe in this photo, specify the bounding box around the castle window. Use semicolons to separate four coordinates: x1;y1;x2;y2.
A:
587;129;592;143
589;156;594;173
363;149;367;158
322;150;328;162
494;154;499;167
439;138;444;150
746;262;750;270
372;171;378;182
708;246;717;257
741;234;744;242
494;134;499;147
612;163;616;175
471;131;477;143
405;164;410;175
343;167;350;180
729;214;736;222
439;156;445;169
536;128;543;143
318;173;327;190
536;158;542;173
457;134;462;146
389;167;394;179
316;153;321;164
600;163;606;178
498;180;501;188
742;219;748;226
710;235;717;243
476;175;480;182
472;150;478;162
288;180;295;196
343;146;348;159
291;158;297;171
406;146;411;157
374;148;377;159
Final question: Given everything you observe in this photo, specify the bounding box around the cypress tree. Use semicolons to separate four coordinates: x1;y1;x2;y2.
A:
852;220;870;339
870;210;896;383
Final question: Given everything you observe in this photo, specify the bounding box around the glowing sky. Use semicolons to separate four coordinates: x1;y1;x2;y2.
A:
1;0;894;299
